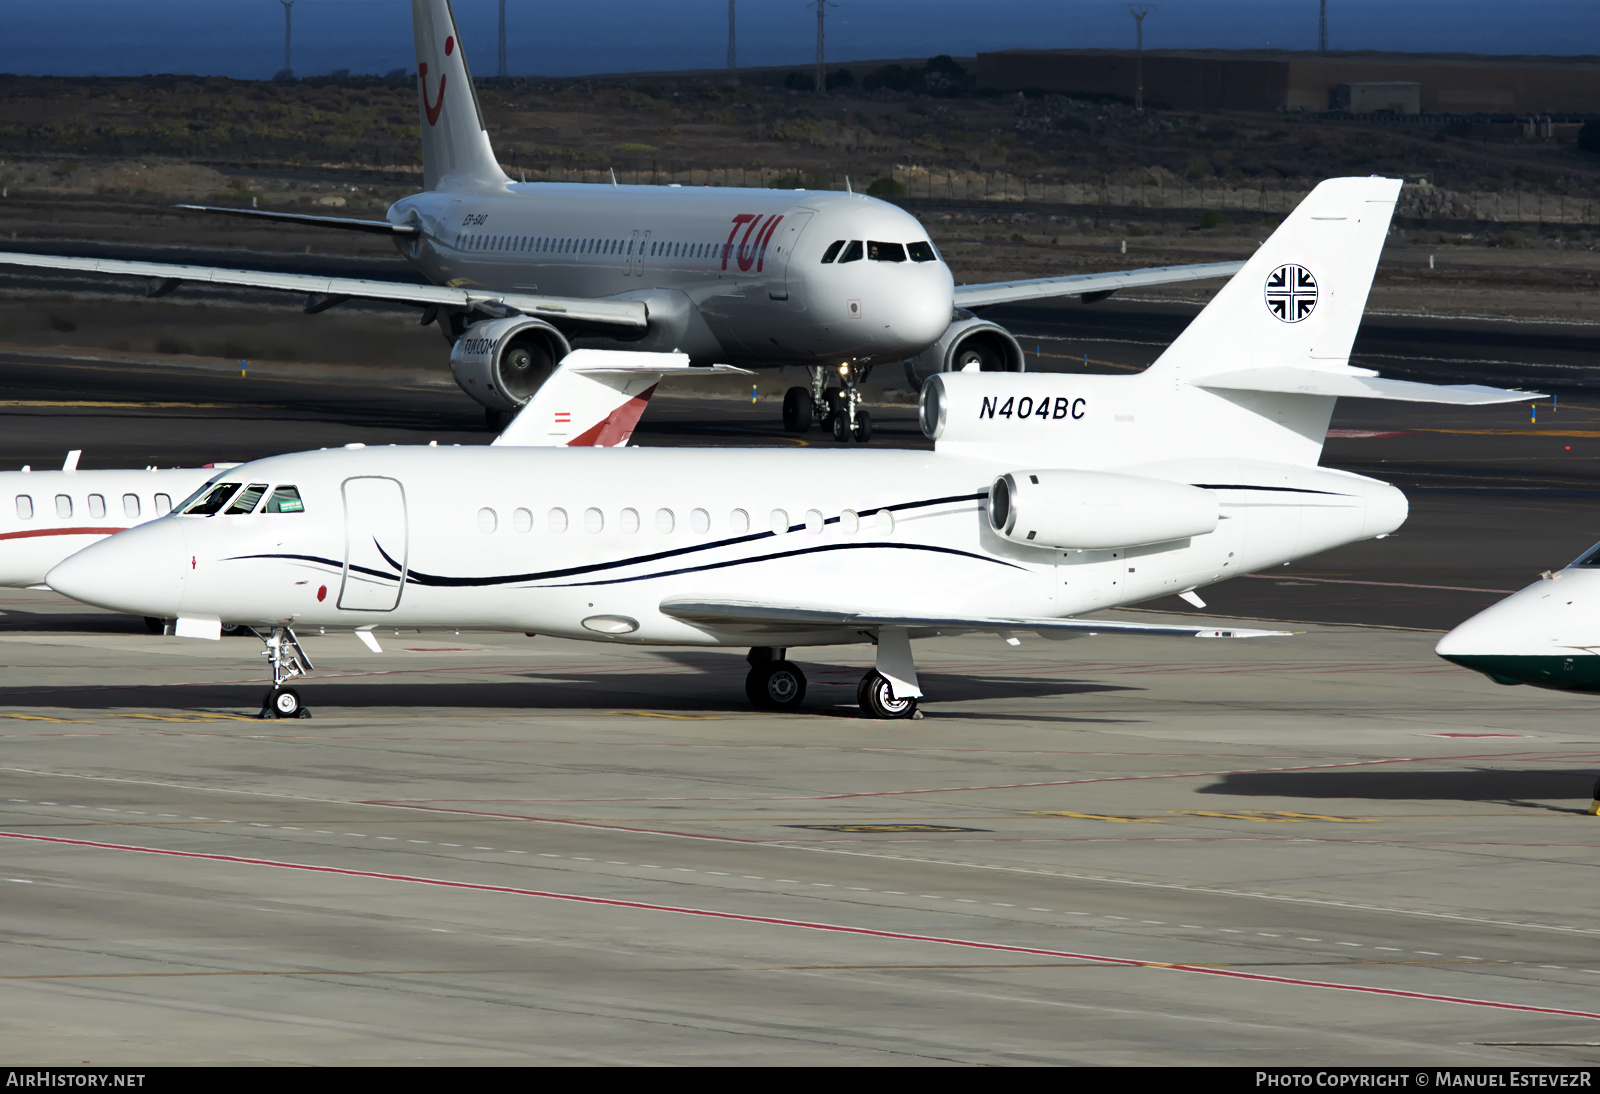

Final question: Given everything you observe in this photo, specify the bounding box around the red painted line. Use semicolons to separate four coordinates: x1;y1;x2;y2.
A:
1240;574;1515;595
0;525;126;542
6;830;1598;1023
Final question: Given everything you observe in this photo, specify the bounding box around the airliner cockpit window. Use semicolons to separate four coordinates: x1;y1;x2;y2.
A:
837;240;864;263
1572;542;1600;567
867;241;907;262
908;241;937;262
224;483;270;516
182;483;242;516
265;486;305;514
820;240;844;263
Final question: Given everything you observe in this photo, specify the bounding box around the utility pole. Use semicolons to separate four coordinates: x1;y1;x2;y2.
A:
279;0;295;80
1318;0;1328;52
728;0;736;69
809;0;835;92
498;0;508;77
1125;4;1154;111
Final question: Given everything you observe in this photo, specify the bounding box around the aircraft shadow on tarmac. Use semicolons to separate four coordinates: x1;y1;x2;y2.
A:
1199;770;1597;814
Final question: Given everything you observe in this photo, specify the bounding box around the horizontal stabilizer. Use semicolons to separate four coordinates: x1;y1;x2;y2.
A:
1197;367;1541;405
954;260;1245;309
174;204;420;236
0;252;648;330
660;598;1289;640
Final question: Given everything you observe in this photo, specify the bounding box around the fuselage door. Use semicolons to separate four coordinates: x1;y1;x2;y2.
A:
339;476;408;611
636;229;652;276
774;211;814;297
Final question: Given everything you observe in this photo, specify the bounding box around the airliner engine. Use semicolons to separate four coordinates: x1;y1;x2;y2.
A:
988;469;1219;550
448;316;572;414
903;311;1025;387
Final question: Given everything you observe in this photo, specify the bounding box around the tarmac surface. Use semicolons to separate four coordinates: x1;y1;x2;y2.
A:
1;300;1599;1063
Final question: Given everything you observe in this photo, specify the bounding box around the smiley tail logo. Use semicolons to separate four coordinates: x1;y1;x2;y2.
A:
419;36;453;127
1265;263;1318;323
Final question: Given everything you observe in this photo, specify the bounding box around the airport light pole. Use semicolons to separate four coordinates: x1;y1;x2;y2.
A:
1125;4;1155;111
728;0;736;69
809;0;836;92
279;0;294;80
498;0;508;77
1318;0;1328;52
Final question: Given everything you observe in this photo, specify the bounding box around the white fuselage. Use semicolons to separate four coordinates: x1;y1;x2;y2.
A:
48;443;1404;647
1436;559;1600;690
0;467;211;588
390;184;955;366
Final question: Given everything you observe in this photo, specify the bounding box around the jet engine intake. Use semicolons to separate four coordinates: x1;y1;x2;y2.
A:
448;316;572;411
989;469;1219;550
903;312;1024;388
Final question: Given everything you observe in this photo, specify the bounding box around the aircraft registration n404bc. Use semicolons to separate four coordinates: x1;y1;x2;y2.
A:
0;0;1243;441
47;178;1538;720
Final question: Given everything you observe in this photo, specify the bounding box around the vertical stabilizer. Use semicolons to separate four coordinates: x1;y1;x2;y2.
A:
413;0;508;192
1145;176;1402;383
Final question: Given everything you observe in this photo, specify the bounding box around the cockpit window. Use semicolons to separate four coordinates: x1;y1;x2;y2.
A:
182;482;241;516
837;240;863;263
264;486;305;514
820;240;845;263
867;241;907;262
1573;542;1600;567
908;241;937;262
224;483;269;515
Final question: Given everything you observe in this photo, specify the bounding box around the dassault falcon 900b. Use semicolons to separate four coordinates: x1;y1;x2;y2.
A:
0;0;1242;440
47;178;1538;720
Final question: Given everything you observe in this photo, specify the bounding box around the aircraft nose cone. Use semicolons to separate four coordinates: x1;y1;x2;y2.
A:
47;518;187;617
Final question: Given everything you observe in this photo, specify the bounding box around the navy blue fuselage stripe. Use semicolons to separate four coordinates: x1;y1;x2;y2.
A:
534;541;1020;588
1190;483;1349;496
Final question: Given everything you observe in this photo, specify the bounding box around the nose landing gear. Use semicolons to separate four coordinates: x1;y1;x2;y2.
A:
251;625;315;719
785;363;872;441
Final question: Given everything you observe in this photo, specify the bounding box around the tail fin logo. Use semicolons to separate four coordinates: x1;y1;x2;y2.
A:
1264;264;1318;323
419;36;454;127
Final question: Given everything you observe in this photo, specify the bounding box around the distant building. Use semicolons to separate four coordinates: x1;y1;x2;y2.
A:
975;49;1600;114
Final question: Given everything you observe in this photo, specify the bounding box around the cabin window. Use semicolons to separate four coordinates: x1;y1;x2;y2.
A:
264;486;304;513
513;507;532;533
478;507;498;533
770;508;790;533
805;509;825;534
729;508;750;534
690;508;710;534
584;507;604;533
867;241;907;262
55;495;72;519
820;240;845;263
224;484;269;515
548;507;568;533
839;509;860;534
88;494;106;519
14;495;31;520
122;494;141;519
620;508;641;533
837;240;863;263
154;493;172;515
655;508;674;534
875;508;895;533
908;241;938;262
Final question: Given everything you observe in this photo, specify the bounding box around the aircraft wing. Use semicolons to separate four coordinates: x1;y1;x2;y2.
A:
0;251;649;329
1196;367;1542;405
953;260;1246;309
659;597;1288;640
174;203;420;236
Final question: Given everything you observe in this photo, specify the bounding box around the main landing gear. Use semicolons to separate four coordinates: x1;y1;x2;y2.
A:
782;363;872;443
743;629;924;720
251;625;315;719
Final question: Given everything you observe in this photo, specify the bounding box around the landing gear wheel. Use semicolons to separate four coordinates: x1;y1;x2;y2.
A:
782;386;814;433
260;686;309;720
745;660;807;711
830;410;850;443
220;622;241;637
858;670;918;720
851;409;872;443
144;616;168;635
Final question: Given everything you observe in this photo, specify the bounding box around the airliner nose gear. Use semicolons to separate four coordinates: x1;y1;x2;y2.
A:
744;646;807;711
252;625;315;719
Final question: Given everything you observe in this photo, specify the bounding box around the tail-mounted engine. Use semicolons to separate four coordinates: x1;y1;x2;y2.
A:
903;311;1025;388
989;469;1219;550
448;316;572;411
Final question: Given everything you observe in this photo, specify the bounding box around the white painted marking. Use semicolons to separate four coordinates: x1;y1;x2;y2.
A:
7;878;34;884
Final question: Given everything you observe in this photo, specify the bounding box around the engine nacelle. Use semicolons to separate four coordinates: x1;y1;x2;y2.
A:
903;312;1025;388
449;316;572;411
988;469;1219;550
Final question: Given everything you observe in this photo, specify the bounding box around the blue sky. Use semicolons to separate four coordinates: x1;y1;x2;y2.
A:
4;1;1595;79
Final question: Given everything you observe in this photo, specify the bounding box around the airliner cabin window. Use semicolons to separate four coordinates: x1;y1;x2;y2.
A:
122;494;141;519
729;509;750;534
224;484;269;515
820;240;844;263
837;240;863;263
908;241;937;262
656;508;674;534
55;495;73;519
513;508;532;533
15;495;31;520
183;483;241;516
867;241;907;262
154;494;172;515
478;507;498;533
264;486;304;514
88;494;106;518
620;508;640;533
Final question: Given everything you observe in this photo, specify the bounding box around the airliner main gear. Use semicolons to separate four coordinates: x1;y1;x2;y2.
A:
782;387;813;433
857;670;918;720
744;647;806;711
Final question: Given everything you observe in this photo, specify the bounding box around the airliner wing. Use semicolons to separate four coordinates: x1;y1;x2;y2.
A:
174;203;420;236
953;260;1246;309
0;251;649;329
659;598;1287;639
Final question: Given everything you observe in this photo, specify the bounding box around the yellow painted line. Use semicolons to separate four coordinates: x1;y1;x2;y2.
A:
1412;427;1600;438
1027;809;1380;824
607;710;722;720
0;712;257;723
1026;810;1162;823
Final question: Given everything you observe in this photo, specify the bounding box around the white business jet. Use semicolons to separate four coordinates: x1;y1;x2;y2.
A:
47;177;1536;720
0;0;1243;441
